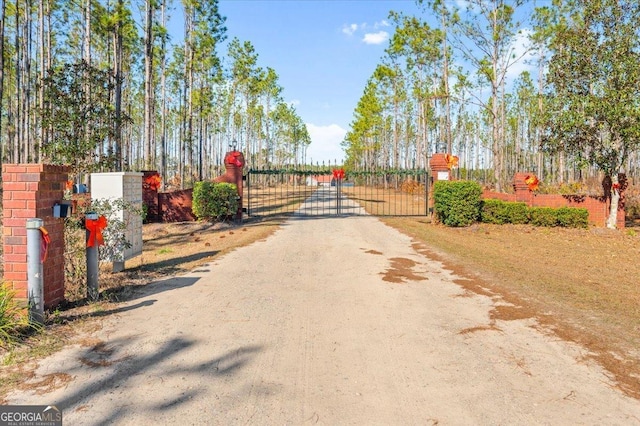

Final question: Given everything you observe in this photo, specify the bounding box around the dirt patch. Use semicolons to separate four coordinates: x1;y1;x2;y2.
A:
380;257;428;284
363;249;383;255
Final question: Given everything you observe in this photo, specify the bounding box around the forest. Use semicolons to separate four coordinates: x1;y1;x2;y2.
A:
0;0;311;189
344;0;640;198
1;0;640;202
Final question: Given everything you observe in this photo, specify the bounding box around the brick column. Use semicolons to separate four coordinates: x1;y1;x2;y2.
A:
214;151;245;219
2;164;69;308
513;172;535;206
429;153;451;183
142;170;160;222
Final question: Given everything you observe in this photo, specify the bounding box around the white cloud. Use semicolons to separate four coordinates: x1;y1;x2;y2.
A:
289;99;301;107
374;20;390;29
342;23;358;36
362;31;389;45
305;123;347;164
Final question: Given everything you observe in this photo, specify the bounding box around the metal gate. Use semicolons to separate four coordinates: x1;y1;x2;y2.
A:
245;168;429;217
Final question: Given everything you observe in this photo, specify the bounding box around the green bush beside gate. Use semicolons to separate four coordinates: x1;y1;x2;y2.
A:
192;182;239;221
433;181;483;227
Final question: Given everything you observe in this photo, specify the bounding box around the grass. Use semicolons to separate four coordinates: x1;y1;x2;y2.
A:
0;286;36;348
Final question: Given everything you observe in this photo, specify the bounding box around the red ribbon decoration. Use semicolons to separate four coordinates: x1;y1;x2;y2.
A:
225;151;244;167
524;174;540;192
144;174;162;191
444;154;459;170
86;216;108;248
39;226;50;263
332;168;345;180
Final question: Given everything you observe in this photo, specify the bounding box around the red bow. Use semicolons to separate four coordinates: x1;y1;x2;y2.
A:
445;154;459;170
332;169;345;180
39;226;51;263
144;174;162;191
225;152;244;167
86;216;108;247
524;174;540;192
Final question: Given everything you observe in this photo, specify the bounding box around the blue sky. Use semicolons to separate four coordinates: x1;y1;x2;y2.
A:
216;0;424;164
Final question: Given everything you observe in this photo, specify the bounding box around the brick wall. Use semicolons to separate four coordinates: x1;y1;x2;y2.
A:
483;173;625;228
158;189;196;222
2;164;69;308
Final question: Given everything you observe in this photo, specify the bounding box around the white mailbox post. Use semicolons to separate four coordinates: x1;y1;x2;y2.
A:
90;172;143;272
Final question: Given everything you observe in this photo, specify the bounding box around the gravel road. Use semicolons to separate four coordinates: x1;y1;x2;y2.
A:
5;199;640;425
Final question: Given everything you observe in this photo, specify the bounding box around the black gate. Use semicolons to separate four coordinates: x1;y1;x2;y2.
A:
246;168;429;217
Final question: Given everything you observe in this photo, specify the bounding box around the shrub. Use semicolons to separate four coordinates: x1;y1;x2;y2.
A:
481;200;529;225
503;202;530;224
64;197;144;302
556;207;589;228
433;181;483;227
480;199;506;224
192;182;239;221
529;207;559;227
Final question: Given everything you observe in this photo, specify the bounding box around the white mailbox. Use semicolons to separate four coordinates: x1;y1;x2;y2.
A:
90;172;143;272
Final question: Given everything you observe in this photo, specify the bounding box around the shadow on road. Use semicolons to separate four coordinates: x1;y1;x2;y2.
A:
53;337;263;423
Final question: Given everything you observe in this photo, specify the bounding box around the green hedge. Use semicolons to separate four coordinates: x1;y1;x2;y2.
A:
433;185;590;228
529;206;589;228
480;200;588;228
433;181;483;227
192;182;239;221
480;199;530;224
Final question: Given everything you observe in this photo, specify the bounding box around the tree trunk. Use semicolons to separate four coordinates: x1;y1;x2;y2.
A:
144;0;155;169
159;0;167;187
606;174;620;229
114;0;124;171
13;1;21;163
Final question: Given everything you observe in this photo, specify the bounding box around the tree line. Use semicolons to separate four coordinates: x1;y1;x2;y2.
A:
0;0;311;189
343;0;640;210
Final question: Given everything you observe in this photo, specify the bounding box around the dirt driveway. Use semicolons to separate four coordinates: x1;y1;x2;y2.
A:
5;213;640;425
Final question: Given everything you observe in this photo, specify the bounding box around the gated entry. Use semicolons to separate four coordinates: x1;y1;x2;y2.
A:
245;168;429;217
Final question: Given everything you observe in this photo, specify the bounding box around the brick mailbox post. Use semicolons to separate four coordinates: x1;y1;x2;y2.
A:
2;164;69;308
213;150;245;220
429;153;452;183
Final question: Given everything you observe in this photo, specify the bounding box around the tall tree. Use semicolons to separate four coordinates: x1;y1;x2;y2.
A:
143;0;158;169
0;0;6;164
449;0;529;191
541;0;640;228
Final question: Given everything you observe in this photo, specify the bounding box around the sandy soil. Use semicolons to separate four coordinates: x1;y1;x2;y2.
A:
4;205;640;424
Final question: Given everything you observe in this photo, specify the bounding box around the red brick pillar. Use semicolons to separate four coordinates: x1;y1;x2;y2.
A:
142;170;160;222
2;164;69;308
429;153;452;183
214;151;245;219
513;172;535;206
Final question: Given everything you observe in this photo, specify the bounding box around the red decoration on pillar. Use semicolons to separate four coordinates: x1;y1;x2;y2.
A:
444;154;459;170
86;216;108;247
144;174;162;190
214;150;246;219
524;174;540;192
39;227;51;263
